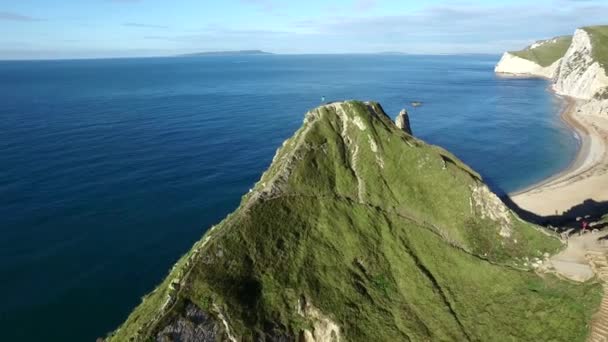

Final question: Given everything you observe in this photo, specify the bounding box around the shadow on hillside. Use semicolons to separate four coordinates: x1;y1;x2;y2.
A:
501;196;608;229
595;222;608;230
598;232;608;241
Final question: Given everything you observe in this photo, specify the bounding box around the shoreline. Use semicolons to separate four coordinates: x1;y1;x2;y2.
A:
509;95;587;196
509;88;608;218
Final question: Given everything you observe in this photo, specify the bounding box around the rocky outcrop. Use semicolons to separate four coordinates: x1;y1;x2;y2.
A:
578;99;608;117
554;29;608;99
298;297;341;342
495;52;561;78
395;109;412;134
496;27;608;118
156;303;221;342
470;184;513;238
552;28;608;119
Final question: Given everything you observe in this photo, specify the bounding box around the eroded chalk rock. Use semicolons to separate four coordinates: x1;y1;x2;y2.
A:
395;109;412;135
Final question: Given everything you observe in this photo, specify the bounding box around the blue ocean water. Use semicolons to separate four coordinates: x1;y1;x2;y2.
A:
0;55;577;341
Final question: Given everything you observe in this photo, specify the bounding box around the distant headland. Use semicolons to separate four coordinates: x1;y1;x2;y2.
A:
496;25;608;219
178;50;273;57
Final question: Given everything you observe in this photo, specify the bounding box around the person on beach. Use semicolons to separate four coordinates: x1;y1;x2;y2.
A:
581;219;589;234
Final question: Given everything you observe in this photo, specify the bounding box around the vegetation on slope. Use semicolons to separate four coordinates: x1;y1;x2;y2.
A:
583;25;608;71
510;36;572;67
108;101;601;341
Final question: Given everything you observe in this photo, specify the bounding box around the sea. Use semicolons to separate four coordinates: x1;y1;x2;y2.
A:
0;54;579;341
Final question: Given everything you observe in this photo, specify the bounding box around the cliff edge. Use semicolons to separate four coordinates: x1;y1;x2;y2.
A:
495;36;572;78
496;26;608;116
554;28;608;100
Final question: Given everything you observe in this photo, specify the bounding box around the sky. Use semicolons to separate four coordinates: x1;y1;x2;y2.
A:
0;0;607;59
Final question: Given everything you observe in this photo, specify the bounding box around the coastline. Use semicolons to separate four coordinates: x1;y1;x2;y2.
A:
509;96;586;195
495;72;551;80
509;91;608;217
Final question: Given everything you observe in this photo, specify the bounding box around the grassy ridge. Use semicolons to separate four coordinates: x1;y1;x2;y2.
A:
584;25;608;71
511;36;572;67
108;101;602;341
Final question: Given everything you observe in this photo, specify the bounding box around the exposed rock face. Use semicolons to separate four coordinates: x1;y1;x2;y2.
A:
395;109;412;134
470;185;512;238
495;26;608;119
494;52;561;78
155;303;220;342
298;297;341;342
578;98;608;117
554;29;608;99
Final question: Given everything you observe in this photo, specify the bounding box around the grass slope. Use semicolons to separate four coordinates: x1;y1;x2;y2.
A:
108;101;601;341
511;36;572;67
584;25;608;72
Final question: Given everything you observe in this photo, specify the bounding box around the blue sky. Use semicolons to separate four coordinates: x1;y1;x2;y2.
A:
1;0;607;59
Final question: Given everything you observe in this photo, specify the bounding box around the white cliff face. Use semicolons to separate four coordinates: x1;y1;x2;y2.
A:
395;109;412;135
578;99;608;117
470;184;513;238
553;29;608;99
297;298;341;342
496;28;608;118
494;52;561;78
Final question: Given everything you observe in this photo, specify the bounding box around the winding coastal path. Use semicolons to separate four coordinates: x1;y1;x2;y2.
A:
545;233;608;341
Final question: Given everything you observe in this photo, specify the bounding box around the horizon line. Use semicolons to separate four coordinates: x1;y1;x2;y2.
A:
0;52;502;62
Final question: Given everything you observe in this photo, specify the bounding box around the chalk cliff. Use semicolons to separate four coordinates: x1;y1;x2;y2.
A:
496;26;608;116
495;52;562;78
495;36;572;78
395;109;412;135
554;29;608;100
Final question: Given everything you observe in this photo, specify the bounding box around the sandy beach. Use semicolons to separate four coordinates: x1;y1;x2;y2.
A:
510;97;608;218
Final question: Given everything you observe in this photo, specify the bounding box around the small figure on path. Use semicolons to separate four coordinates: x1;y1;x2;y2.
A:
581;218;589;235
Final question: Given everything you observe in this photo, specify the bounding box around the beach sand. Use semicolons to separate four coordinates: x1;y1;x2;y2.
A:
510;97;608;218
